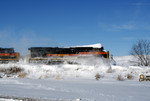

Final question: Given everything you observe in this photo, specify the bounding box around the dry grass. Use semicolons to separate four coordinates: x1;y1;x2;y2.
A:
95;73;100;80
95;73;103;80
0;66;23;74
126;74;134;80
117;75;124;81
18;72;27;78
39;75;51;79
0;66;24;78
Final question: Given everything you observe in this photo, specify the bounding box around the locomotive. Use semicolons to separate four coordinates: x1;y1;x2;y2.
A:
0;44;109;64
0;48;20;63
28;44;109;64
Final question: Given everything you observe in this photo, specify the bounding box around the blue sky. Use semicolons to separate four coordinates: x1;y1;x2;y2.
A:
0;0;150;56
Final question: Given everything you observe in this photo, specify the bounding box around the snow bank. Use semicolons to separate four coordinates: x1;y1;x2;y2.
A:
0;56;150;80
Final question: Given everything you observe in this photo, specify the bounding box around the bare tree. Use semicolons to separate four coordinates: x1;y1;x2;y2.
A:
130;40;150;66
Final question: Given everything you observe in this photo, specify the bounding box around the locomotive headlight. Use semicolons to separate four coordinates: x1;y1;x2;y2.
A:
140;74;144;79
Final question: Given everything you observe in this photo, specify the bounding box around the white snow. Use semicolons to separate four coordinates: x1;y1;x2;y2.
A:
0;56;150;101
70;43;103;48
0;78;150;101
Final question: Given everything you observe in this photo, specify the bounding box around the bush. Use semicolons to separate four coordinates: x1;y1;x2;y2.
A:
9;67;23;74
126;74;134;80
95;73;100;80
117;75;124;81
95;73;104;80
0;67;24;78
0;67;23;74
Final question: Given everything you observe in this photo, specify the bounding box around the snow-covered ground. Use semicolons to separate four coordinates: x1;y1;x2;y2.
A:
0;56;150;101
0;78;150;101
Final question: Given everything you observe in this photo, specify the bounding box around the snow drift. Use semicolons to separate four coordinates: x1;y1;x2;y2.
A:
0;55;150;80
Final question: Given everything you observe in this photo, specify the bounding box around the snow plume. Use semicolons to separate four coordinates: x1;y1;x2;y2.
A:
0;57;111;79
75;56;109;66
25;57;111;79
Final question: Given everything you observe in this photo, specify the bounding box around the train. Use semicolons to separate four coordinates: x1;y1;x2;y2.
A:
28;44;109;64
0;48;20;63
0;44;109;64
